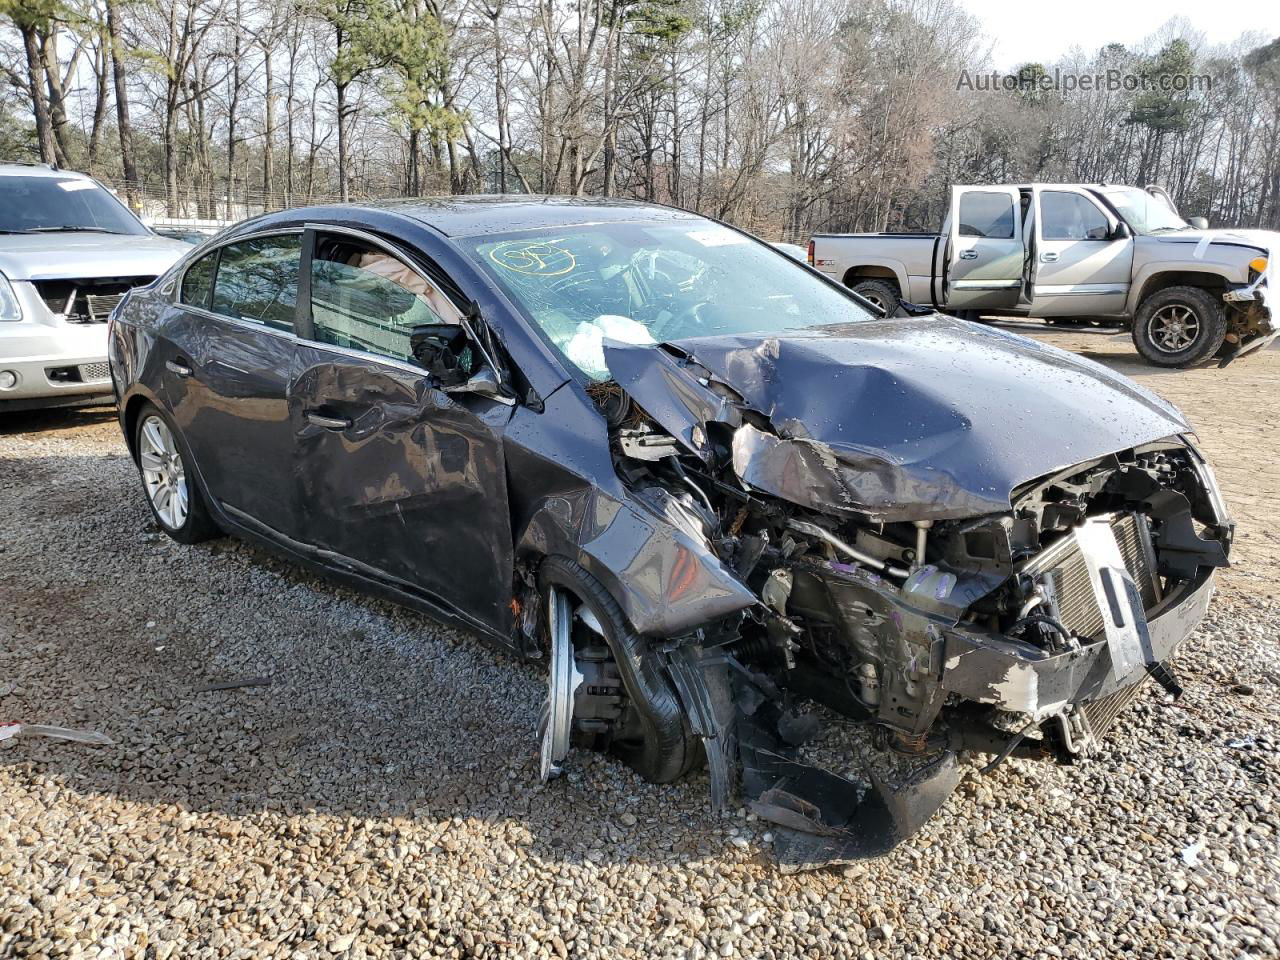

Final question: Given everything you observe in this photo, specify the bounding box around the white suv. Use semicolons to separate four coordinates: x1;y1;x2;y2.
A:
0;163;188;411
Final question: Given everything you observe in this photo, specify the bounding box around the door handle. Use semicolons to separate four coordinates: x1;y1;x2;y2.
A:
1041;251;1059;263
958;249;978;260
304;410;352;430
165;358;192;377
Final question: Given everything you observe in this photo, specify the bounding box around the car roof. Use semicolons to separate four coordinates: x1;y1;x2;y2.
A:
308;195;705;238
0;162;93;180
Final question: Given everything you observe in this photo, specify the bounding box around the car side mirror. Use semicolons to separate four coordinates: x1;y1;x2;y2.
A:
1188;216;1208;230
443;365;515;405
1110;222;1132;240
410;325;472;388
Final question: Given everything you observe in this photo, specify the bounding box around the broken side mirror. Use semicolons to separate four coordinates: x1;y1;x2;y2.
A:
410;324;473;388
1188;216;1209;230
445;365;515;405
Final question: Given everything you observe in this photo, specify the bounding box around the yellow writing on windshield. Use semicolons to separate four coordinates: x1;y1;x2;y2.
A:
488;239;577;277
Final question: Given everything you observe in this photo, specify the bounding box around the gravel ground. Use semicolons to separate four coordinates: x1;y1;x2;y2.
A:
2;332;1278;959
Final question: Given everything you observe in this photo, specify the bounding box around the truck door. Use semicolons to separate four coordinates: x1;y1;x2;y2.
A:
942;186;1025;311
1027;187;1132;318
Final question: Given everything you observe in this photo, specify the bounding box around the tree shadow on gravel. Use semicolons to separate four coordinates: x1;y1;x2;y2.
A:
0;452;732;869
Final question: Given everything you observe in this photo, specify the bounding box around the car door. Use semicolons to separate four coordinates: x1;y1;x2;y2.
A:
942;185;1025;310
1028;187;1133;317
162;231;304;535
289;224;516;635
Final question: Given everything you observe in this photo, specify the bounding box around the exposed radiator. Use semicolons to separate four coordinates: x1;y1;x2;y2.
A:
1082;674;1150;738
84;292;126;322
32;276;154;323
1023;513;1160;642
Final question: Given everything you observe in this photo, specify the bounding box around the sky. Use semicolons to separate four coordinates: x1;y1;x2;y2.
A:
961;0;1280;69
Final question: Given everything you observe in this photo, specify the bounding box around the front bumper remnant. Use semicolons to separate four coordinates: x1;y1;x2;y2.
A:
665;566;1215;872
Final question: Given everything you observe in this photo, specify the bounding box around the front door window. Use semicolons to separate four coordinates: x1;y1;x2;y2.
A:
310;234;463;362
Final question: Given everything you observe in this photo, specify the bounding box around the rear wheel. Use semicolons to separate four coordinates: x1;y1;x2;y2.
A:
133;402;219;544
1132;286;1227;367
851;279;900;316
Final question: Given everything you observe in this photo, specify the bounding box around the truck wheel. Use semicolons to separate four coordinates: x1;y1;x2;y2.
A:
851;279;900;316
1133;286;1227;367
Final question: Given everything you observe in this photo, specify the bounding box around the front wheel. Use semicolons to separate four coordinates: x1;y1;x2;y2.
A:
134;402;219;544
537;556;697;784
1132;286;1227;367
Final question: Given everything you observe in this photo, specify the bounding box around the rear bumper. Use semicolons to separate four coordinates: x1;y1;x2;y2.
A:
939;568;1215;719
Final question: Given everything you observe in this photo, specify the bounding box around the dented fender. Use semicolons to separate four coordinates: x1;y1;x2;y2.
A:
507;384;756;638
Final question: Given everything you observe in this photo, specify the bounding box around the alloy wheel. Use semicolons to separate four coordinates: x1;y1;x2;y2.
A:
540;586;584;780
1147;303;1201;353
139;415;189;529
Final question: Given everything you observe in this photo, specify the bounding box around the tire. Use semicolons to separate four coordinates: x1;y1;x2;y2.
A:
133;402;219;544
537;556;697;784
1132;286;1227;368
851;279;900;317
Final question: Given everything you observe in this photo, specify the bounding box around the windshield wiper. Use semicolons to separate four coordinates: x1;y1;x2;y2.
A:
25;225;127;235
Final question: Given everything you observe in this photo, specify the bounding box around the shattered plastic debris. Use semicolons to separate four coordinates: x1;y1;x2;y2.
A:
0;723;114;745
1181;839;1205;867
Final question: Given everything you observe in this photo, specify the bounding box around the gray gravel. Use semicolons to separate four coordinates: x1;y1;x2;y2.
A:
1;405;1278;960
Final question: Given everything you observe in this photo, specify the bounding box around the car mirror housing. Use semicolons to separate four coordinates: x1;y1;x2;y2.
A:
1110;222;1133;241
443;365;516;405
1188;216;1209;230
410;324;472;387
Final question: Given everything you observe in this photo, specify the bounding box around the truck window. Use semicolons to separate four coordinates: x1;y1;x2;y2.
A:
1041;192;1110;241
957;192;1014;239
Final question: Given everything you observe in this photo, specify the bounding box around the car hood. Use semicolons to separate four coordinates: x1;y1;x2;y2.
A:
0;233;189;281
603;315;1190;522
1145;227;1277;253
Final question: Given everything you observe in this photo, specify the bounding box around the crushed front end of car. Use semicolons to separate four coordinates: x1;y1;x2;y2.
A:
541;316;1231;872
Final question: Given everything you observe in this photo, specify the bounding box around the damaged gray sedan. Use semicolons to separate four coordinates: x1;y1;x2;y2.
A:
109;198;1231;870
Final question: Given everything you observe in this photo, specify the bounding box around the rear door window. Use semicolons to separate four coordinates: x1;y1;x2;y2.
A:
309;233;463;363
957;192;1015;238
210;234;302;331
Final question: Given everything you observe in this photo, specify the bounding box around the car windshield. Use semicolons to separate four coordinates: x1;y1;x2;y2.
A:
0;174;149;235
459;221;874;380
1100;187;1190;235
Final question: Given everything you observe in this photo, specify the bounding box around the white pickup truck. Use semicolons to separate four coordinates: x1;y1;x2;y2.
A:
809;183;1277;367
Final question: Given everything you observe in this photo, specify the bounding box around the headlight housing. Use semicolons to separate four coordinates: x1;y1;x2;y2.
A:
0;274;21;322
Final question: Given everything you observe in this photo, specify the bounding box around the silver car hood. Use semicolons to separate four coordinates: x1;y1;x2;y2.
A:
604;316;1191;522
1143;228;1277;253
0;233;188;281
